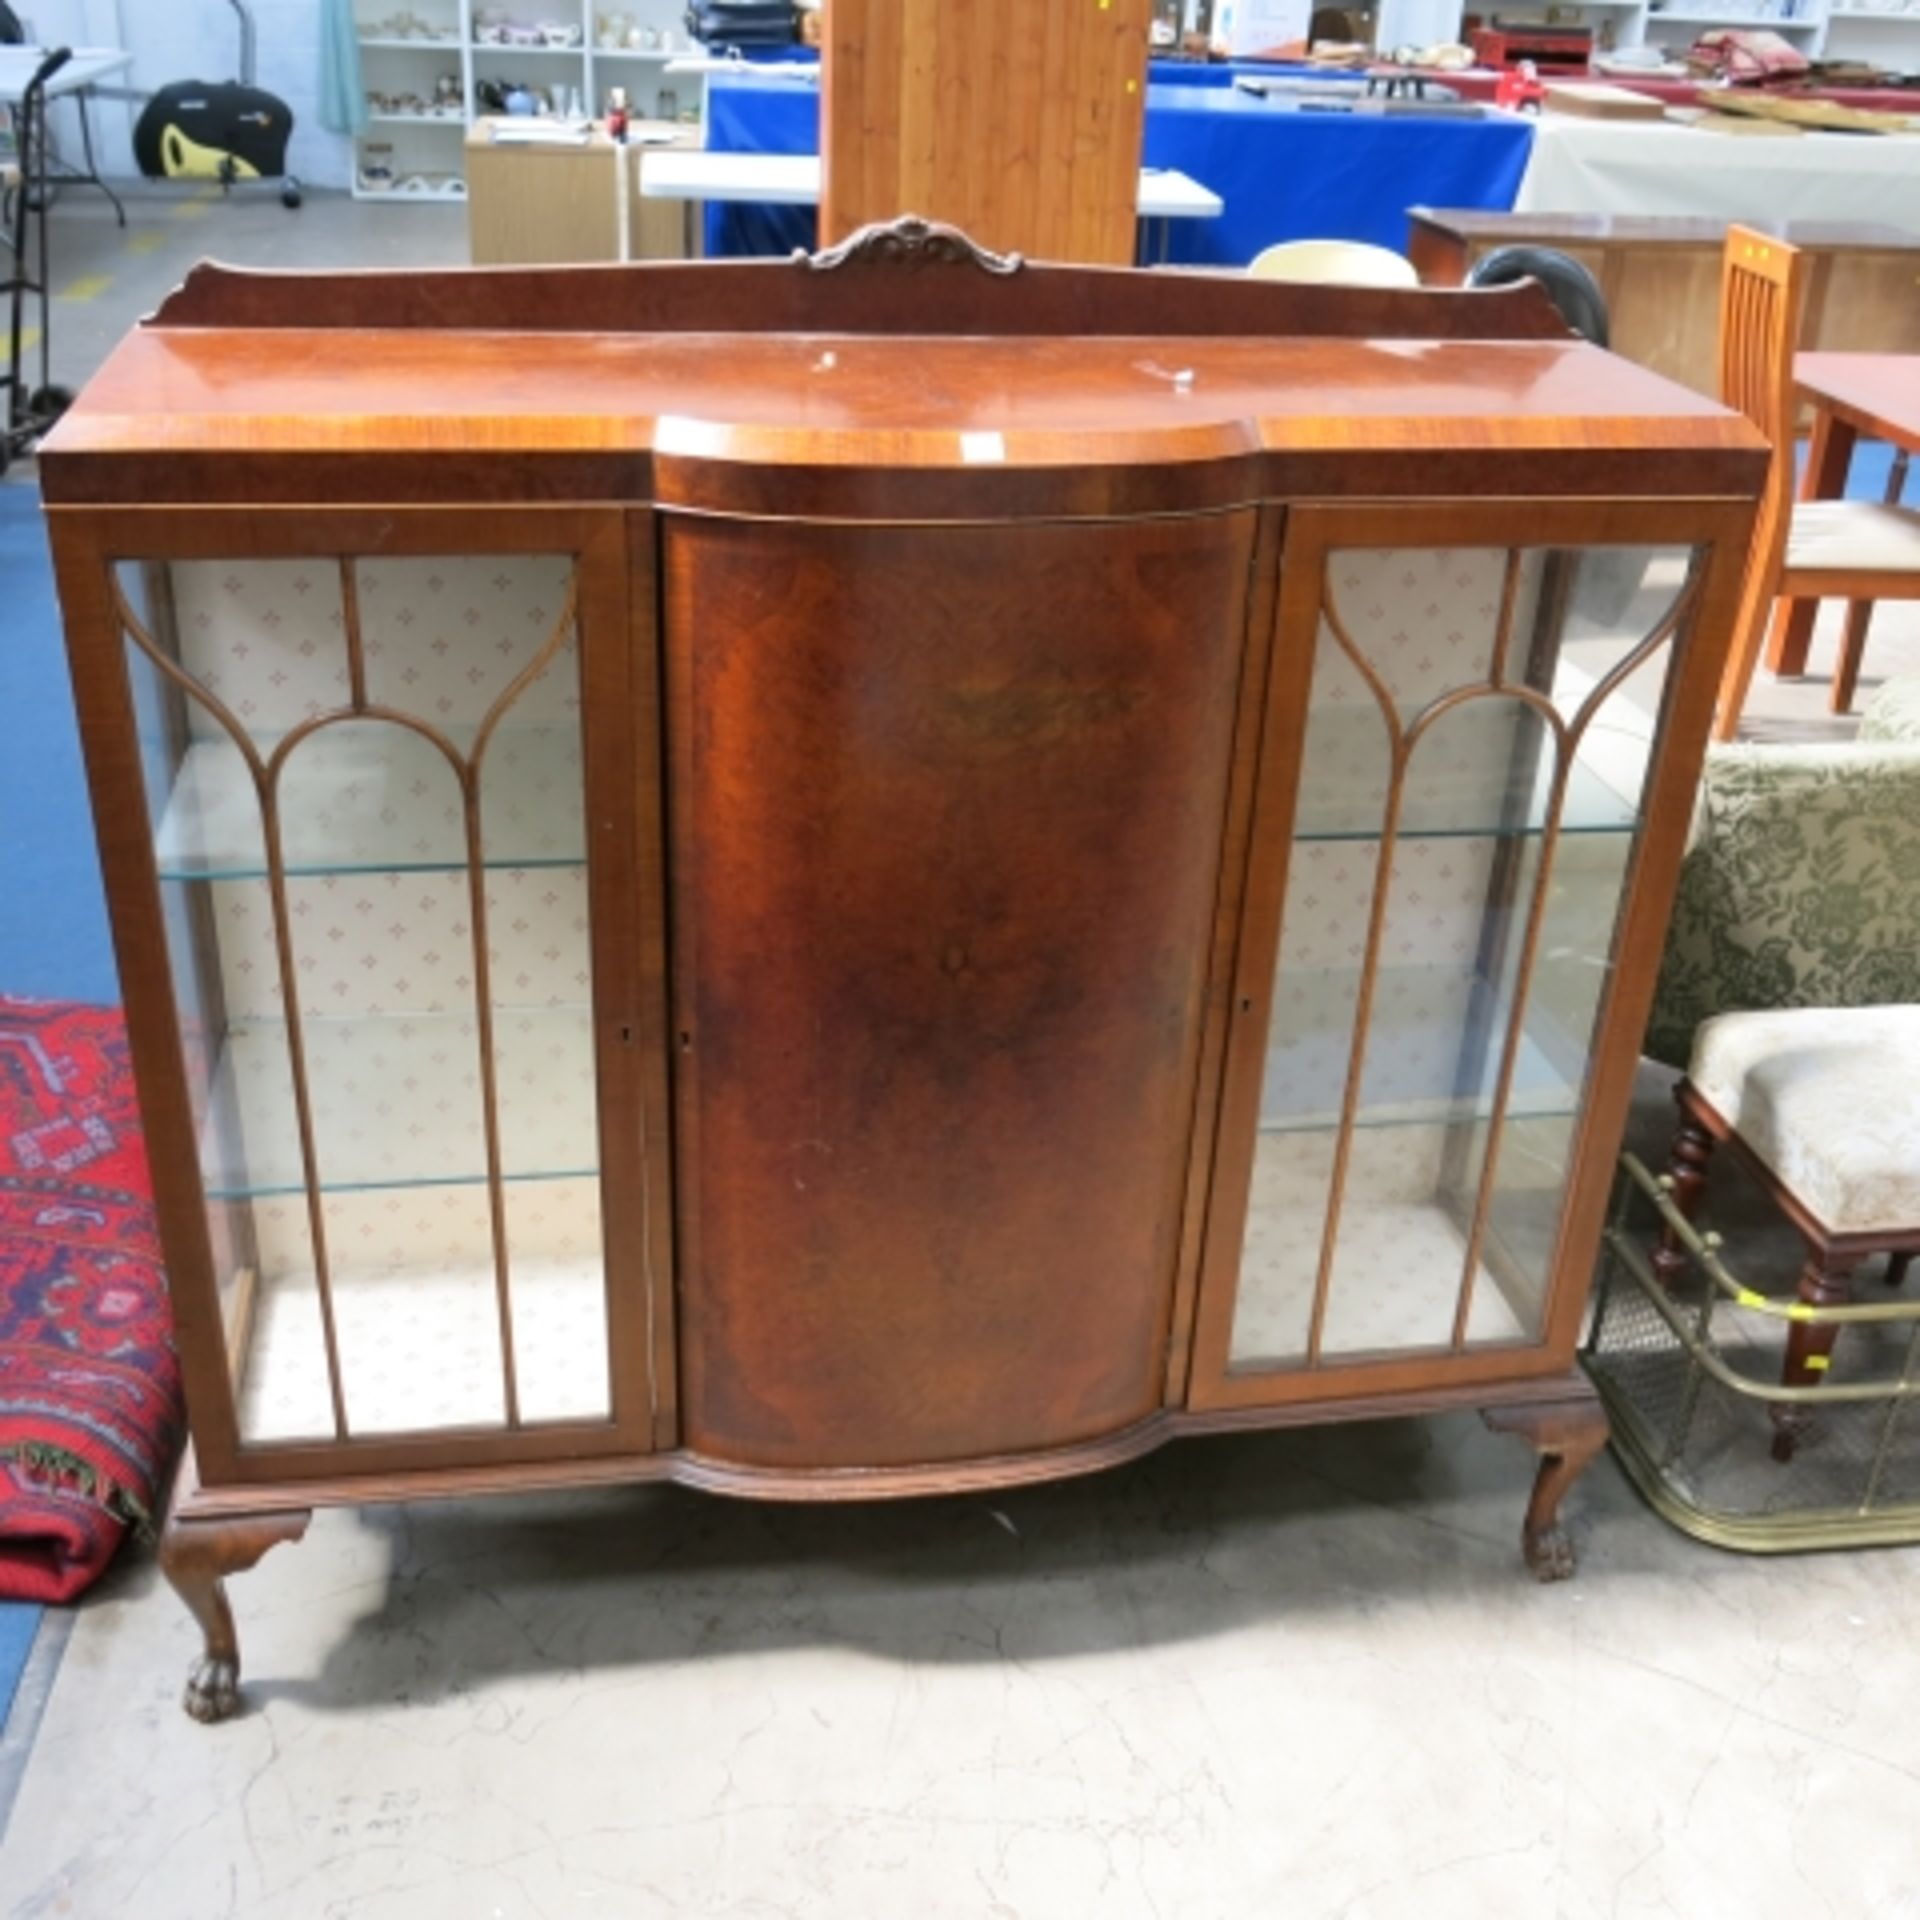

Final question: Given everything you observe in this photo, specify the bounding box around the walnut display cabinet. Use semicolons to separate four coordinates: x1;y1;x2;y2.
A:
39;220;1765;1722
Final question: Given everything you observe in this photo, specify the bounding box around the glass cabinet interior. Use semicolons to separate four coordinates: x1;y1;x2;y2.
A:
1228;540;1703;1376
114;552;612;1447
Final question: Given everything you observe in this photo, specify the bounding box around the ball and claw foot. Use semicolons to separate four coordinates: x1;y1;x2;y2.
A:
1523;1521;1578;1584
183;1654;242;1724
159;1504;310;1725
1483;1386;1608;1584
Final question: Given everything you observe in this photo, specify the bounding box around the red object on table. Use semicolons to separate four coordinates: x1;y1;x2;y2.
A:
0;1000;182;1602
1471;25;1591;73
1493;61;1547;110
1442;64;1920;114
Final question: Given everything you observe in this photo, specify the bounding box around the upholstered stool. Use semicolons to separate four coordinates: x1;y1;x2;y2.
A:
1653;1005;1920;1460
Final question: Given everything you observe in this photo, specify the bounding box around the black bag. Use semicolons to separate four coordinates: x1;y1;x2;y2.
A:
685;2;798;49
133;80;292;183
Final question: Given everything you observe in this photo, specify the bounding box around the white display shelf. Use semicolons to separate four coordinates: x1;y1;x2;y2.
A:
1261;964;1585;1134
354;0;698;200
202;1005;599;1199
356;179;471;201
240;1254;610;1440
1379;0;1915;57
153;725;584;880
1642;8;1823;24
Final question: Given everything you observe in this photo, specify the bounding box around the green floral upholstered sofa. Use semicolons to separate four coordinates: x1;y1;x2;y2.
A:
1644;678;1920;1070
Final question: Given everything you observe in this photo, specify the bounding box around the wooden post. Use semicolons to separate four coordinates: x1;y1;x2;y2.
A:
820;0;1153;265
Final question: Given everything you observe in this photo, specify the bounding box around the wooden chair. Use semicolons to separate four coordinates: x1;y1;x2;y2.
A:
1713;226;1920;740
1248;240;1420;288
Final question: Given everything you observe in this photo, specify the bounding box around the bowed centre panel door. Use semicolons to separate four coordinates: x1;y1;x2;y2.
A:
666;511;1260;1472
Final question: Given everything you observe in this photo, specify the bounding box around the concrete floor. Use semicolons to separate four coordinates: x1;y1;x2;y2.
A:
8;1411;1920;1920
4;186;1920;1918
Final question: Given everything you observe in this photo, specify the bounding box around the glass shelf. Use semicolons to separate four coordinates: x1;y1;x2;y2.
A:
1290;705;1643;843
200;1005;597;1199
1260;963;1586;1135
153;725;585;880
1231;1194;1534;1366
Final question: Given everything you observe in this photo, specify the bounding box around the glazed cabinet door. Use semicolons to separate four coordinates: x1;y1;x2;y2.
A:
51;508;669;1482
1185;500;1752;1412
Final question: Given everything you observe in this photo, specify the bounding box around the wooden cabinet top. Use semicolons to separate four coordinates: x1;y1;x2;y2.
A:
41;223;1766;516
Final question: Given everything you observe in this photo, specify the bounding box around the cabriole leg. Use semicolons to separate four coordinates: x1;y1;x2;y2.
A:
159;1507;311;1723
1483;1390;1610;1583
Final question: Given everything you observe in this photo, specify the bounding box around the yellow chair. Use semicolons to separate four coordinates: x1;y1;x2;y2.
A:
1247;239;1420;288
1713;226;1920;739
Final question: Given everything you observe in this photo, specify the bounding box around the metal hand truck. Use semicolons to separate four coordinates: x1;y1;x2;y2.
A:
1;44;71;475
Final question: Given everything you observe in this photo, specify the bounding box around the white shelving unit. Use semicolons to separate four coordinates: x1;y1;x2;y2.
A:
1639;0;1829;45
353;0;699;204
1391;0;1920;61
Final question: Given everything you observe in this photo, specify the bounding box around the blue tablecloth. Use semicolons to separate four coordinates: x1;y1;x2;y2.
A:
702;73;1534;266
704;74;817;257
1143;85;1532;264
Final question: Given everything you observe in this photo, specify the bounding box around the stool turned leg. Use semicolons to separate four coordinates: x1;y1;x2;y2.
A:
1770;1255;1855;1464
1652;1108;1716;1294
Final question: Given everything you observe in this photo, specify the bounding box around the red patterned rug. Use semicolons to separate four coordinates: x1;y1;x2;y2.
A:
0;1000;181;1601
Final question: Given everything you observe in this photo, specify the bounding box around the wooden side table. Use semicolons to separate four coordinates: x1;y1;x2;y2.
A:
465;119;698;265
1409;210;1920;399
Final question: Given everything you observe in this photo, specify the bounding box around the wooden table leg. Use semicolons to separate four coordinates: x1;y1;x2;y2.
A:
1765;406;1857;678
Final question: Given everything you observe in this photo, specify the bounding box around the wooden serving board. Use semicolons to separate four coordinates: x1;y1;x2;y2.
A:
1543;81;1668;120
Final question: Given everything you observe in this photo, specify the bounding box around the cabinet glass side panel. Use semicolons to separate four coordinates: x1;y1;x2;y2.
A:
116;554;611;1442
1230;544;1700;1371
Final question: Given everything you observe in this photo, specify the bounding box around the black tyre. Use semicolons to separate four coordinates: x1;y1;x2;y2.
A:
27;384;72;427
281;178;302;210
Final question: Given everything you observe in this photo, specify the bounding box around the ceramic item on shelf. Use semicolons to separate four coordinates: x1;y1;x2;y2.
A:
434;72;462;112
544;20;584;46
356;142;396;191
